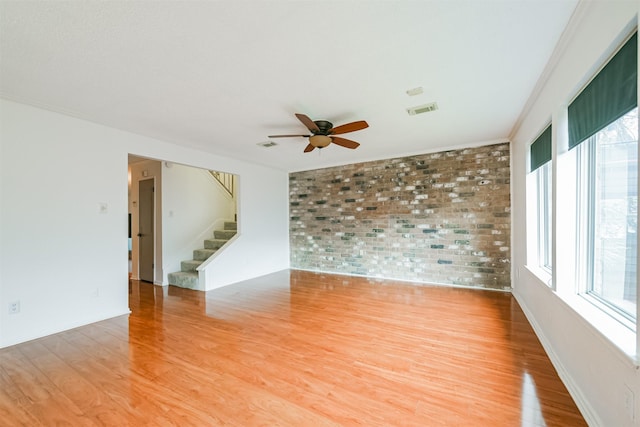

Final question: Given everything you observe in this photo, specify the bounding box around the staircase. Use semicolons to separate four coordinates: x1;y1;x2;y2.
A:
167;221;237;289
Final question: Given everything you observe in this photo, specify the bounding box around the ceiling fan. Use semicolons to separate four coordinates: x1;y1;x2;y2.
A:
268;113;369;153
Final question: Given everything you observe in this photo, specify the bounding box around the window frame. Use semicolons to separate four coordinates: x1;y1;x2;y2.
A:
527;123;553;285
574;112;637;329
536;161;553;274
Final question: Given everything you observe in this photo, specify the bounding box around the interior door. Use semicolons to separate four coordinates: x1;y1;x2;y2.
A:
138;178;154;283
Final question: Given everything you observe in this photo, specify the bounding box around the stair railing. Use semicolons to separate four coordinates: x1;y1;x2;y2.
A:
209;170;234;197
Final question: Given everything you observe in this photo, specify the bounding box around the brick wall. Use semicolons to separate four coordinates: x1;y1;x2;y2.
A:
289;142;511;290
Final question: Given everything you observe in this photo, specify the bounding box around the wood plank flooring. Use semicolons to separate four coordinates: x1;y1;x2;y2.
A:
0;269;586;426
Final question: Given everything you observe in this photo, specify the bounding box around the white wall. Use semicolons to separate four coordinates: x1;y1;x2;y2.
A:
162;163;236;284
0;99;289;348
510;2;639;426
199;168;289;291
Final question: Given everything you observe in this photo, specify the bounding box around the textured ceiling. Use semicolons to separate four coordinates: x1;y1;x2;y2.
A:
0;1;578;172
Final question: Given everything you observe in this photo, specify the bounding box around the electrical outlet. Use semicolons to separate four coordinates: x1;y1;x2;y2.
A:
624;385;635;421
9;300;20;314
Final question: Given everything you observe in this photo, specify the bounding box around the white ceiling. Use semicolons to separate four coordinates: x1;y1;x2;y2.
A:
0;0;578;172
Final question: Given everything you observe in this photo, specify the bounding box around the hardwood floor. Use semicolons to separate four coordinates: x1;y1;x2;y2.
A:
0;270;586;426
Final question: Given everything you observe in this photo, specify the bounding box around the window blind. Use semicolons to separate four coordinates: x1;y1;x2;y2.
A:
530;125;552;171
568;32;637;149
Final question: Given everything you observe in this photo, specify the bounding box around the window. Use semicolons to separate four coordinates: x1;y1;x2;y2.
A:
570;32;637;324
537;162;552;272
576;107;637;322
530;125;553;277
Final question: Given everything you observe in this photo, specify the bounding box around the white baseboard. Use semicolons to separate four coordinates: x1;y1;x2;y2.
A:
512;292;602;427
0;308;131;349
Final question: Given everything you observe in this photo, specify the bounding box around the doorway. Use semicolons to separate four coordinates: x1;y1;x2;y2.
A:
138;178;155;283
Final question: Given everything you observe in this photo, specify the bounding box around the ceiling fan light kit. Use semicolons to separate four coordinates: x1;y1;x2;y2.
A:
268;113;368;153
309;135;332;148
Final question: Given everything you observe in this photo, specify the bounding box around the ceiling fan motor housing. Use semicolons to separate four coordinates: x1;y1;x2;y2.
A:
312;120;333;135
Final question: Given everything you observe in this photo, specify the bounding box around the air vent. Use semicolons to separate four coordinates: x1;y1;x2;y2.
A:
257;141;278;148
407;102;438;116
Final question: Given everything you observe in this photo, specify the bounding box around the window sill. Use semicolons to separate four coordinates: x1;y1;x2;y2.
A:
557;290;637;366
524;264;637;366
525;264;552;288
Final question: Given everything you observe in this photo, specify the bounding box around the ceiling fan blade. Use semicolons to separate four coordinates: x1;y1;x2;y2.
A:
295;113;320;132
331;136;360;149
304;143;316;153
268;134;310;138
330;120;369;135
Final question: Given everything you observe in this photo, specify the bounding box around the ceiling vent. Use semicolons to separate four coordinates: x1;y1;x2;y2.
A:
257;141;278;148
407;102;438;116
